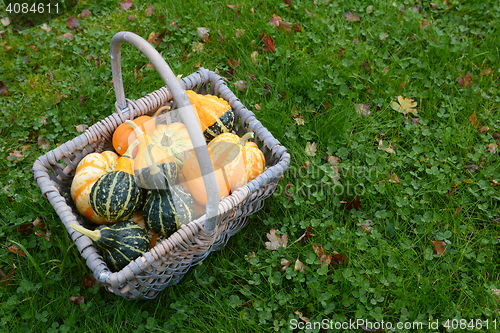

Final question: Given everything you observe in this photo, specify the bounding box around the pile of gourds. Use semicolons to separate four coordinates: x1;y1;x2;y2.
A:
69;90;266;271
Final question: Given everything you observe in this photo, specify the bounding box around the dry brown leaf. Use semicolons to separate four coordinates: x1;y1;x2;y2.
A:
388;173;401;184
478;126;489;133
192;42;204;53
260;33;276;53
78;9;91;19
355;103;371;117
432;240;446;255
469;111;478;127
327;155;341;184
281;259;292;271
75;124;88;133
1;17;11;26
37;136;50;149
480;68;493;77
7;150;24;162
341;197;362;211
250;51;259;63
0;268;15;286
145;5;154;17
265;228;288;250
312;243;331;266
358;220;374;233
0;81;8;96
255;103;262;111
235;29;245;38
147;31;157;44
197;27;210;41
232;80;248;92
84;274;104;289
8;245;25;257
491;180;500;187
486;143;497;154
66;16;80;29
269;14;282;27
69;296;85;309
457;73;473;87
294;257;307;273
344;11;360;22
62;32;74;40
120;0;133;10
294;310;310;322
305;142;317;156
228;58;240;68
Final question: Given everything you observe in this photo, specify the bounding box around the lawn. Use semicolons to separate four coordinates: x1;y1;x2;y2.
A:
1;0;500;332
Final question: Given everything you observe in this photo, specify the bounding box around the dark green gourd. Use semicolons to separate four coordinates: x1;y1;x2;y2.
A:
89;140;143;222
70;221;150;272
143;185;195;238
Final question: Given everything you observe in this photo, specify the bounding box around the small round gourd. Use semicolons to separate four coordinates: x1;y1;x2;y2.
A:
70;220;150;272
143;185;195;238
89;140;143;222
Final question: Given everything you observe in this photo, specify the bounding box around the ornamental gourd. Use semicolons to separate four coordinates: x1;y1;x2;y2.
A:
129;211;158;249
70;220;150;272
125;120;178;190
186;90;234;141
208;132;266;192
112;115;155;156
143;185;195;238
89;140;143;222
71;151;119;225
150;122;193;168
180;150;230;206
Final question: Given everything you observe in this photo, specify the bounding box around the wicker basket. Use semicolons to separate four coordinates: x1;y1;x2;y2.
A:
32;32;289;299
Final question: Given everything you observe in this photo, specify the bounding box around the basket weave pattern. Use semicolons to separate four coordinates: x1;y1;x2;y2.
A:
33;67;290;299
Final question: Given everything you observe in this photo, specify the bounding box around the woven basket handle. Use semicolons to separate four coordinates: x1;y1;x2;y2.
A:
110;31;219;233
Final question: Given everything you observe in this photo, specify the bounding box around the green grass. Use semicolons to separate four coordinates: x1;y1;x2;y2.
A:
1;0;500;332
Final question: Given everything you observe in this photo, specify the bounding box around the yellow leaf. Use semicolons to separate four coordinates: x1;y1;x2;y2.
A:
391;96;418;116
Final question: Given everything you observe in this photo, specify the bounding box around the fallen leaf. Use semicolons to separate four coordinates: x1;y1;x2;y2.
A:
78;9;91;19
480;68;493;77
341;198;362;210
1;17;11;27
358;220;374;234
0;268;15;286
38;136;50;149
294;116;304;125
269;14;282;27
490;180;500;187
248;73;256;81
432;240;446;255
327;155;341;184
120;1;133;10
296;226;315;243
244;252;256;262
7;150;24;162
40;23;52;32
478;126;489;133
377;138;396;154
35;229;51;241
62;32;74;40
469;111;478;127
355;103;371;117
281;259;292;271
457;73;473;87
147;31;157;44
366;4;374;13
344;11;360;22
390;96;417;116
235;29;245;38
232;80;248;92
294;310;310;322
0;81;8;96
197;27;210;40
411;118;420;125
419;19;431;29
8;245;25;257
15;223;33;235
192;42;204;53
388;173;401;184
75;124;88;133
145;5;154;17
260;33;276;53
265;228;288;250
463;164;478;173
69;296;85;309
312;243;348;267
305;142;317;156
294;257;307;273
305;8;315;17
486;143;497;154
84;274;103;289
228;58;240;68
254;103;262;111
250;51;259;63
66;16;80;29
55;93;67;104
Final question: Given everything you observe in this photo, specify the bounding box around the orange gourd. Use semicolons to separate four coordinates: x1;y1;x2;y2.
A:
112;116;155;156
150;122;194;168
180;151;230;206
208;132;265;192
70;151;119;225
